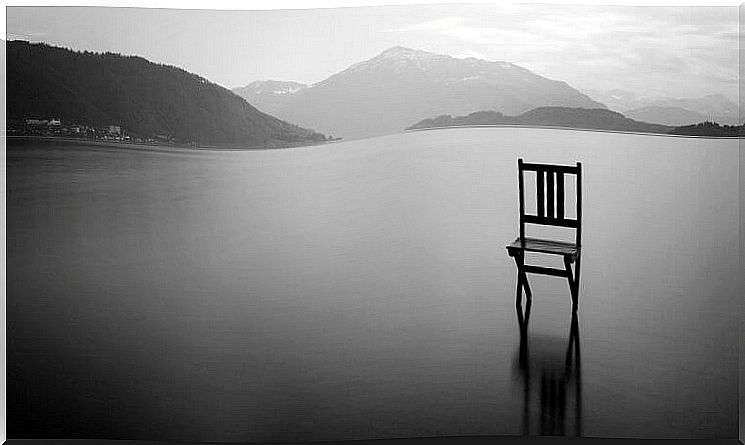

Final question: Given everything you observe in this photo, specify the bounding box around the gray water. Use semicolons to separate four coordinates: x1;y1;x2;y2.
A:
7;128;739;441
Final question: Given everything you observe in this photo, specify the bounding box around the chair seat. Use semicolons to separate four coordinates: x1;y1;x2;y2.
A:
506;237;580;260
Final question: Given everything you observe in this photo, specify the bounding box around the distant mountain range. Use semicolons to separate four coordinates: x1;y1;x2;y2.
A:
233;46;605;140
7;41;327;147
623;106;708;127
585;89;738;126
633;94;739;125
8;41;738;145
407;108;672;134
232;80;308;117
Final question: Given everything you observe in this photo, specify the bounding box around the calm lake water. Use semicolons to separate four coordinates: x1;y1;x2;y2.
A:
7;129;739;441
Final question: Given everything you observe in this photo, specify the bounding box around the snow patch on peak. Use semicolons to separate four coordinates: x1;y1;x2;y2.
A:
374;46;449;62
247;80;307;95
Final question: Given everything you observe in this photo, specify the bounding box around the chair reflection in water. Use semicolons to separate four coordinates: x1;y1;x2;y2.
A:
515;301;582;436
506;159;582;308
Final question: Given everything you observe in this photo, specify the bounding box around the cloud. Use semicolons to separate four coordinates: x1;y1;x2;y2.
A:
380;17;469;33
378;5;738;100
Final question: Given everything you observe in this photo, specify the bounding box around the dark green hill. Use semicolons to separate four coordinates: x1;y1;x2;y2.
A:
7;41;326;146
669;121;743;137
516;107;671;133
407;107;672;134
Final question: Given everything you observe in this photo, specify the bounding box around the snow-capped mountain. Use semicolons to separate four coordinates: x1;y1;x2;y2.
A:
234;80;308;96
233;46;606;140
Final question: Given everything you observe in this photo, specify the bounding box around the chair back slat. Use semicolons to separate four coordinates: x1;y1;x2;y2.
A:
556;172;564;219
537;171;545;217
517;159;582;245
546;171;555;218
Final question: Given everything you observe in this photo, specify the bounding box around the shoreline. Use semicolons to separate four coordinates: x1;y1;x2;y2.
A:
404;124;744;139
5;123;742;155
4;135;332;153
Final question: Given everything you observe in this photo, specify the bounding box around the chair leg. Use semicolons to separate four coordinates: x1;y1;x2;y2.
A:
563;256;577;307
513;254;524;306
514;252;532;303
573;255;581;307
523;271;533;300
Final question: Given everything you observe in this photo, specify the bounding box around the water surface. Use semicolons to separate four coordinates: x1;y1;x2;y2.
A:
7;129;739;441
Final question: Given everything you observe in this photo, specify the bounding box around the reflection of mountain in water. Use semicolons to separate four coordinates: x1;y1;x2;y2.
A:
513;303;582;436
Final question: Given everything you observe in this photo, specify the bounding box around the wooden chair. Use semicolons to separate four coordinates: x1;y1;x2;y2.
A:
506;159;582;307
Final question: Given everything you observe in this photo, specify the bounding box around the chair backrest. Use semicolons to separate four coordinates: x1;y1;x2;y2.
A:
518;158;582;246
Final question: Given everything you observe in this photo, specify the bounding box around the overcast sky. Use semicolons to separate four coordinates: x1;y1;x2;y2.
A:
6;4;738;101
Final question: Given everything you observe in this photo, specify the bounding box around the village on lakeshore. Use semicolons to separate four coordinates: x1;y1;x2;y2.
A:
6;117;182;146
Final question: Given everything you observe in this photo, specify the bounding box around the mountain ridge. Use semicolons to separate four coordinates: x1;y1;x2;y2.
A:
407;107;741;137
233;46;606;140
406;107;673;134
586;89;738;125
7;41;327;147
623;106;708;127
